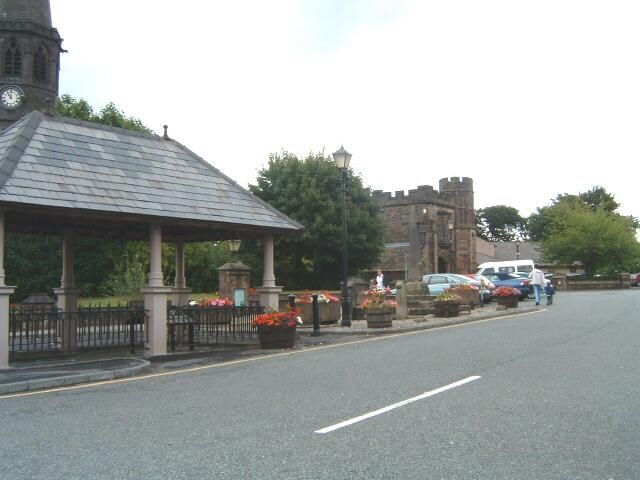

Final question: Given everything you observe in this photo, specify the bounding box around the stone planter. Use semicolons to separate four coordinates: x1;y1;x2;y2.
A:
451;289;479;309
432;302;461;318
497;296;519;308
257;325;296;349
296;302;341;325
365;308;393;328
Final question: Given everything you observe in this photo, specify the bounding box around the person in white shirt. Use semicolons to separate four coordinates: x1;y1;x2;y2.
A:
376;269;385;289
530;265;546;306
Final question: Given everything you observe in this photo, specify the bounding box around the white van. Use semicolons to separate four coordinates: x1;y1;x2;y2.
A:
476;259;534;276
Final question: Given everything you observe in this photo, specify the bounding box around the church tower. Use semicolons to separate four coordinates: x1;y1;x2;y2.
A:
0;0;63;129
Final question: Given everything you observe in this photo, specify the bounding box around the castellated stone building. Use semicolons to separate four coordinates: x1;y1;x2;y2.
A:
371;177;476;284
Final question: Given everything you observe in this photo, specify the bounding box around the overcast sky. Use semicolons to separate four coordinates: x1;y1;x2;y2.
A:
50;0;639;218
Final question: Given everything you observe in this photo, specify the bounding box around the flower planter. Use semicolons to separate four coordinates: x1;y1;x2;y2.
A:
365;308;393;328
297;302;341;325
497;296;519;308
454;290;479;309
433;302;460;318
257;325;296;349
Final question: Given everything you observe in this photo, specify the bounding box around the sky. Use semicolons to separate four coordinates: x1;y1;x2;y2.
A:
50;0;640;218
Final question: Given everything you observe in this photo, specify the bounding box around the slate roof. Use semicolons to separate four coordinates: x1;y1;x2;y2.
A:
0;111;302;238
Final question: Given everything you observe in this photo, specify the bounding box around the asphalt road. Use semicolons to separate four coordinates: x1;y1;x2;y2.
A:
1;290;639;479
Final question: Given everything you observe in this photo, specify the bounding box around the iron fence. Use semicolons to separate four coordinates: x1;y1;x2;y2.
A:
167;305;263;350
9;303;147;358
8;302;263;358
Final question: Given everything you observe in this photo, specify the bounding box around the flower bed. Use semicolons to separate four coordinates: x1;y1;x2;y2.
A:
432;292;462;317
447;284;479;309
492;286;520;308
252;307;303;349
360;287;397;328
295;291;341;324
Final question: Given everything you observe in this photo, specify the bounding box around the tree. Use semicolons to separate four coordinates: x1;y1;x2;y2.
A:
527;186;638;241
54;94;152;133
540;202;640;277
249;151;384;289
475;205;526;241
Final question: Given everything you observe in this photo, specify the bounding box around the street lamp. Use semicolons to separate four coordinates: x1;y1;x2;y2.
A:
448;219;455;273
227;239;241;261
515;238;521;260
333;145;352;327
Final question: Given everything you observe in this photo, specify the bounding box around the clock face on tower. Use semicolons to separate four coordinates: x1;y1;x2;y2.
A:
0;85;25;110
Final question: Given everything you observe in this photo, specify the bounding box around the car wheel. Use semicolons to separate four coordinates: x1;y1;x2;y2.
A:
527;292;534;299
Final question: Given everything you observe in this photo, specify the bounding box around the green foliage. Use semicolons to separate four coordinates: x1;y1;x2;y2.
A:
5;234;61;302
527;185;638;241
249;151;384;289
540;202;640;276
475;205;526;241
184;242;234;292
54;94;152;133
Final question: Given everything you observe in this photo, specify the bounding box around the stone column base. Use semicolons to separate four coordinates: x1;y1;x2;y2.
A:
255;285;283;311
140;286;173;356
0;286;16;369
170;287;192;307
53;287;82;349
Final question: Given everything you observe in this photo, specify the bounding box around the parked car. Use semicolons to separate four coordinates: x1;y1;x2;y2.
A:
463;273;496;290
476;259;534;276
484;272;533;300
422;273;491;302
630;273;640;287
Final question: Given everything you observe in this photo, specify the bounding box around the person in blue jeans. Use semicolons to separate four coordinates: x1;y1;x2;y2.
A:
530;265;546;305
544;282;555;305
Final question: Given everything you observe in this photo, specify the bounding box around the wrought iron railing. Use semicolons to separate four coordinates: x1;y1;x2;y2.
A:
9;303;147;358
8;301;263;357
167;305;263;350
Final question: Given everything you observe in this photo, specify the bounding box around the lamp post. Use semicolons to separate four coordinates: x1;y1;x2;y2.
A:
333;145;352;327
515;239;521;260
448;219;455;273
227;239;241;261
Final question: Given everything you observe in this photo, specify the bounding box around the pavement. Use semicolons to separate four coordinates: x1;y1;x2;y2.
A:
0;302;540;395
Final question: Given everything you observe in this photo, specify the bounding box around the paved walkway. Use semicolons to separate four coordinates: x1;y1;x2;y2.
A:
0;302;540;395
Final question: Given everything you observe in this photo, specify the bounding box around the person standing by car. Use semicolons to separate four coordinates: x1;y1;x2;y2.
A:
530;264;546;306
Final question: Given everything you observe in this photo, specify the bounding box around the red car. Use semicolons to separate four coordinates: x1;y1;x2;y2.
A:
631;273;640;287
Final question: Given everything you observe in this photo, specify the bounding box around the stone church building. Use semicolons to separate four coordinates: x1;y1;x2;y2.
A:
372;177;477;284
0;0;63;130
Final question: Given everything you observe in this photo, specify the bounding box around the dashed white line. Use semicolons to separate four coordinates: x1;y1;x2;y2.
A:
315;375;481;434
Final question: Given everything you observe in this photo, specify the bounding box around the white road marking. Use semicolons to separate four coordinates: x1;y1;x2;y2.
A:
315;375;481;434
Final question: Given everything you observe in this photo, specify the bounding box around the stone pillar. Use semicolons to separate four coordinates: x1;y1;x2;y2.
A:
0;212;15;368
53;228;80;349
255;234;282;310
142;224;171;356
350;277;369;319
552;273;567;292
171;239;191;306
218;262;251;306
407;207;422;281
618;273;630;289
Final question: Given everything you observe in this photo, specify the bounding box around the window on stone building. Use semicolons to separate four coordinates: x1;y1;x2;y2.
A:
33;46;47;82
3;40;22;76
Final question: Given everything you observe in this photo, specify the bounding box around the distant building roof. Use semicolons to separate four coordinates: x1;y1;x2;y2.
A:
475;238;543;265
0;112;302;241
